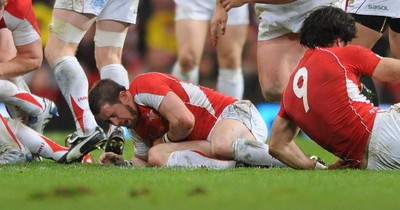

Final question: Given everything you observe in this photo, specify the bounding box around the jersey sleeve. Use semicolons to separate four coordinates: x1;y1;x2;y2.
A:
129;73;179;110
346;45;381;77
3;0;41;46
277;95;289;119
130;129;151;157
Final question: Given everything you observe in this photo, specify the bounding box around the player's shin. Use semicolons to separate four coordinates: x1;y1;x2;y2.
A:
166;150;236;169
233;140;287;167
7;118;68;161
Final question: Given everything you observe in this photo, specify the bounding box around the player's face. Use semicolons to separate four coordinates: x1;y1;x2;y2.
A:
98;102;139;128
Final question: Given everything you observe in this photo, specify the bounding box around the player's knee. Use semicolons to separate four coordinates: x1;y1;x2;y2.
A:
147;147;164;167
261;85;283;102
211;143;231;160
178;53;197;71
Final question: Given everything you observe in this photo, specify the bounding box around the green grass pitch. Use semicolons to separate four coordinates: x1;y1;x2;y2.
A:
1;131;400;210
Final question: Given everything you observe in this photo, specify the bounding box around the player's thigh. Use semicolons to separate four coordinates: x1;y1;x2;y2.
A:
52;9;95;31
352;23;382;49
257;35;304;94
94;20;129;67
46;9;95;61
210;119;256;156
389;21;400;59
175;20;208;62
216;24;248;68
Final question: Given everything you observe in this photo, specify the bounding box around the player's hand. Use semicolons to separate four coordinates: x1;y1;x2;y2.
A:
99;152;124;166
220;0;245;11
328;159;350;169
210;3;228;46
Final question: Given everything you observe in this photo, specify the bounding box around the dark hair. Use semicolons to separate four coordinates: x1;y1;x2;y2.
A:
89;79;126;115
300;6;357;48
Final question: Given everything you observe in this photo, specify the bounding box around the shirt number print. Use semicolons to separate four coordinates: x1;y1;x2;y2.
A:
293;67;309;113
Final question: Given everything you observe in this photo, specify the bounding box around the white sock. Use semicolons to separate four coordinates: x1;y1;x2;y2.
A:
52;56;97;136
0;79;45;117
217;68;244;100
233;140;286;167
100;64;129;89
171;62;199;85
7;118;68;161
166;150;236;169
0;115;24;150
12;76;30;92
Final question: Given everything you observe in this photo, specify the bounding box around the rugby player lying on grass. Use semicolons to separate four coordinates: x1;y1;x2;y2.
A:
89;72;287;168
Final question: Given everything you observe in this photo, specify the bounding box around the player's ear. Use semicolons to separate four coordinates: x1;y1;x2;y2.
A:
119;90;130;104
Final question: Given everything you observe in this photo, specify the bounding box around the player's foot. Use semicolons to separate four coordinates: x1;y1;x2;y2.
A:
58;126;107;163
27;98;59;134
0;144;32;164
105;126;125;155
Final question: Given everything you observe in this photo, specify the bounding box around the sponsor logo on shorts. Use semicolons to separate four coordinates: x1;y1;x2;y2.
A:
367;4;388;11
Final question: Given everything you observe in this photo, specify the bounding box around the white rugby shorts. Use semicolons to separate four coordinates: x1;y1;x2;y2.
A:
347;0;400;18
367;104;400;170
207;100;268;143
53;0;139;24
256;0;345;40
174;0;249;25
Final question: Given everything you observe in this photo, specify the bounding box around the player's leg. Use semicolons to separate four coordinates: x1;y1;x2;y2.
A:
257;34;305;102
7;117;94;163
171;0;212;84
388;19;400;59
45;8;98;136
171;20;209;85
215;5;248;99
93;0;139;151
94;0;139;88
216;25;247;99
6;117;67;161
0;114;32;164
44;2;107;162
210;101;286;167
148;140;236;168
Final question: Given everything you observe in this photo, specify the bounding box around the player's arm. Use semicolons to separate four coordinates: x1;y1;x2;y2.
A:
269;116;321;169
211;0;228;46
158;91;195;143
99;152;150;167
371;57;400;82
0;38;42;79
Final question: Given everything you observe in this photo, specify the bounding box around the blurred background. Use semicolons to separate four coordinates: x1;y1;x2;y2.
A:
29;0;398;132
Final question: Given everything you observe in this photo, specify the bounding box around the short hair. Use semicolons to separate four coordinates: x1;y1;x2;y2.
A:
300;6;357;48
89;79;126;116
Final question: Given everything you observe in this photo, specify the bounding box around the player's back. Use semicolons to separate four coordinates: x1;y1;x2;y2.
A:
282;45;378;165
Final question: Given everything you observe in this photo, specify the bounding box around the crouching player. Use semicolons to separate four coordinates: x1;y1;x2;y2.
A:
89;72;286;168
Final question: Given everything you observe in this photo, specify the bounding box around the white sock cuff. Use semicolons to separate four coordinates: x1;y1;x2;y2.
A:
171;62;200;85
52;56;78;70
219;68;243;77
100;64;129;88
